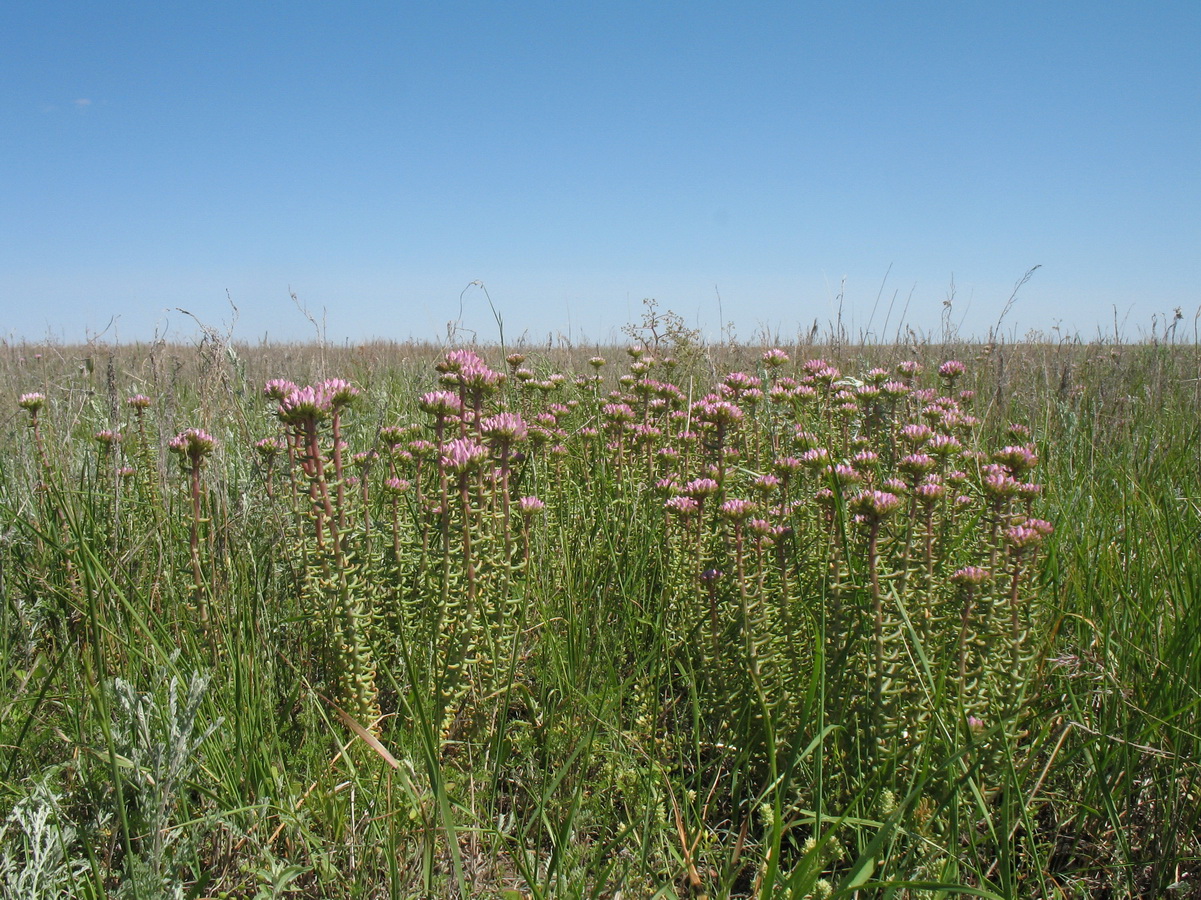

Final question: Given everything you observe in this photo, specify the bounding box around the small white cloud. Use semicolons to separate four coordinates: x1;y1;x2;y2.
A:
73;98;91;108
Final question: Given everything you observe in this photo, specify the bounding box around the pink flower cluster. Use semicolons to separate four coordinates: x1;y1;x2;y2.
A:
18;392;45;413
169;428;218;461
273;379;361;424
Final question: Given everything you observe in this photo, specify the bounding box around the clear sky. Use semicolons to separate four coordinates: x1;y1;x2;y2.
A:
2;2;1198;345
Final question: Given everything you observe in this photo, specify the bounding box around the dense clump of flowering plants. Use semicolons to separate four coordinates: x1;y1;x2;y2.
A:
11;337;1190;898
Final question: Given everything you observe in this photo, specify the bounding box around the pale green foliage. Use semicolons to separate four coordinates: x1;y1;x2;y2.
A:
110;667;221;893
0;780;87;900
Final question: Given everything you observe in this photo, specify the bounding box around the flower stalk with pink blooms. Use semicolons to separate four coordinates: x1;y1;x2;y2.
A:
169;428;218;629
18;393;51;485
270;378;379;726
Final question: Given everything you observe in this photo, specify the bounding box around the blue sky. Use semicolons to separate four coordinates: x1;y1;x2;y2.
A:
2;2;1198;344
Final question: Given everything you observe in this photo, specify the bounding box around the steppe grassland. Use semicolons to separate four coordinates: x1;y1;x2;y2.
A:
0;333;1198;898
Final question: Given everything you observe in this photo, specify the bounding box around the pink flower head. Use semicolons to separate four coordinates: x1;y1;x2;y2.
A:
418;390;464;418
379;425;410;446
773;456;804;477
480;412;528;443
850;489;902;521
915;480;946;502
457;362;504;392
601;402;636;423
723;371;762;392
531;425;563;448
952;566;991;586
95;429;122;446
753;473;782;493
762;348;790;367
383;476;411;495
1017;481;1044;500
255;436;284;458
684;477;720;499
629;358;654;376
747;518;775;537
697;399;744;426
896;360;923;378
408;439;438;460
993;444;1039;475
900;423;933;445
855;384;881;400
792;383;819;401
18;392;45;413
899;453;937;477
168;428;217;461
768;384;794;404
631;423;662;444
438;349;486;373
320;378;360;408
793;429;820;450
278;385;333;424
719;498;757;521
126;393;152;410
264;379;298;402
801;358;830;376
938;360;966;380
825;464;862;488
982;471;1020;500
518;495;546;515
799;447;831;469
810;365;841;385
441;437;489;473
665;495;700;516
1004;523;1047;550
927;433;963;457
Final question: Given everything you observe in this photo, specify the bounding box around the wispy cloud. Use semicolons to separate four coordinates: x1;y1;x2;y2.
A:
73;98;92;108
